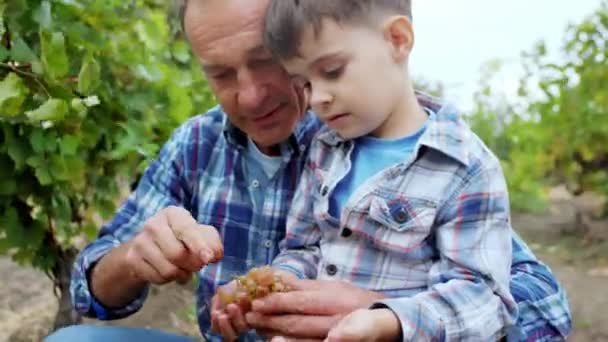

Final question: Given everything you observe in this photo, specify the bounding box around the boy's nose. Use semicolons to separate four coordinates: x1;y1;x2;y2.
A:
309;85;333;110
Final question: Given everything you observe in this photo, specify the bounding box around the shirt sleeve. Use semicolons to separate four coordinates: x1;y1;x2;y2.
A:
272;144;322;280
371;163;518;341
70;122;193;320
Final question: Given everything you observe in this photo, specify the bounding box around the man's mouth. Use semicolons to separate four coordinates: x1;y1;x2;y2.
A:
253;104;283;124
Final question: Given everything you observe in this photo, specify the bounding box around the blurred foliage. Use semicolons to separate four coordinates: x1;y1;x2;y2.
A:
0;0;214;273
466;1;608;214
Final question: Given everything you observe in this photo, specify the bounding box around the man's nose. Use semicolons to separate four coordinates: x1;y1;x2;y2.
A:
237;70;268;111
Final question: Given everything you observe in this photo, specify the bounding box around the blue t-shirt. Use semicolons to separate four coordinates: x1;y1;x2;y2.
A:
329;120;428;218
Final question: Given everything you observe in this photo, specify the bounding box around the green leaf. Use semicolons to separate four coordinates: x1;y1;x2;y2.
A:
77;54;101;94
4;126;28;171
0;46;9;61
0;206;24;246
0;4;6;39
60;135;80;156
10;37;39;64
33;1;52;29
35;166;53;185
26;98;68;123
0;73;29;118
40;30;69;79
168;83;192;123
29;129;46;153
0;179;17;196
171;40;191;64
52;193;72;223
50;155;69;181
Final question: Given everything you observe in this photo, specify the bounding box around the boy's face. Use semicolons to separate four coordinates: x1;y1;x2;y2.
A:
282;18;409;139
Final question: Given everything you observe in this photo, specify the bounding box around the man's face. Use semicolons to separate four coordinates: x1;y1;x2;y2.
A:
282;19;406;139
184;0;305;154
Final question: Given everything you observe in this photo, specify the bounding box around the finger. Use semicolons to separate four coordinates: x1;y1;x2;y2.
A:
226;303;249;334
217;312;238;341
272;337;323;342
164;207;210;263
139;236;190;282
166;208;224;263
145;210;203;272
246;312;339;339
133;257;168;284
176;272;193;285
210;309;222;333
251;291;341;315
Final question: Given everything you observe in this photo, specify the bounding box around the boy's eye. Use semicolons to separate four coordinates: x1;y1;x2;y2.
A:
323;65;343;79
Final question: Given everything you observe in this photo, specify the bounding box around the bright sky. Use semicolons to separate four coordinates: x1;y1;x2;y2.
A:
410;0;601;111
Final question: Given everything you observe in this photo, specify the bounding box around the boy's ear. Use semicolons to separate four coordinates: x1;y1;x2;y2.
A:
382;15;414;62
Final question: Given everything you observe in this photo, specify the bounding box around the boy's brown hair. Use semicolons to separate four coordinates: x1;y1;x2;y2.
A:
264;0;412;60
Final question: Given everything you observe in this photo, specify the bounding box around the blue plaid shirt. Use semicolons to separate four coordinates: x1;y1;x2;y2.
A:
70;99;571;341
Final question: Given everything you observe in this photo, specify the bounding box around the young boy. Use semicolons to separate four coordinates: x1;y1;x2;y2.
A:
217;0;517;340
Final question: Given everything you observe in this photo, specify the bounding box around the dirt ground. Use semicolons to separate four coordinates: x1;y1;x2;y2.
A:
1;212;606;342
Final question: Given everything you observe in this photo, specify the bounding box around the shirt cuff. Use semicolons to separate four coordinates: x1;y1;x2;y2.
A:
70;236;150;320
370;297;444;342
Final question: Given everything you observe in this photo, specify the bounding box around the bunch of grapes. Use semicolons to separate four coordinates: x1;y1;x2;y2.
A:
218;266;292;305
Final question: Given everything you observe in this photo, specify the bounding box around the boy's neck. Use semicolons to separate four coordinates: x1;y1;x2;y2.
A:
372;82;428;139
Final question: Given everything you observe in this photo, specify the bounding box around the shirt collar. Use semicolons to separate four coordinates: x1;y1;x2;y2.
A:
316;92;471;166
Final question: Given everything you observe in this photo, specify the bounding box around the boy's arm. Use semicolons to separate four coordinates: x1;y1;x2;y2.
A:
371;163;518;341
272;153;322;279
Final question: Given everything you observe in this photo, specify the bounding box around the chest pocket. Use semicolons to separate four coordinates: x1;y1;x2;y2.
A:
347;195;439;255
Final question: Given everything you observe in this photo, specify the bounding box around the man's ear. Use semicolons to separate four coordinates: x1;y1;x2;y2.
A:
382;15;414;63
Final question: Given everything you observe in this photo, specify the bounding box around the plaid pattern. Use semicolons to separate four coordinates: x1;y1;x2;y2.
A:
70;97;570;341
70;106;322;341
273;94;571;341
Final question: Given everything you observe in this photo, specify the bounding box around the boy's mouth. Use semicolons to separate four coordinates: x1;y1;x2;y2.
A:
326;112;350;124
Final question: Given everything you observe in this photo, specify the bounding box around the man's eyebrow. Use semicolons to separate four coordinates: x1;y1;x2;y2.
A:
247;45;271;57
200;62;227;73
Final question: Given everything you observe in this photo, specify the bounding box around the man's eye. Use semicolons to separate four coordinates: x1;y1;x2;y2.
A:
252;58;274;67
291;76;311;90
213;70;234;80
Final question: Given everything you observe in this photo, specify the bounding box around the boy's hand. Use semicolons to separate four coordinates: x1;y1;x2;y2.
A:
325;308;401;342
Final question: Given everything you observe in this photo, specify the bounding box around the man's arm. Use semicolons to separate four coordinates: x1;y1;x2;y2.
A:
71;119;223;319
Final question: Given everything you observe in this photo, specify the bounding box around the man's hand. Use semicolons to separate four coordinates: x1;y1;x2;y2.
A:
211;281;251;341
245;278;384;340
211;268;300;341
90;206;223;308
124;206;224;285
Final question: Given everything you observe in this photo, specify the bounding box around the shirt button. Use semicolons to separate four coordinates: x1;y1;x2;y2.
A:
319;184;329;196
263;240;273;248
341;228;352;238
325;264;338;276
251;179;260;188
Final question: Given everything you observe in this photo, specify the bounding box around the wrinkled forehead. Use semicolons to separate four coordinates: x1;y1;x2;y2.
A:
185;0;271;64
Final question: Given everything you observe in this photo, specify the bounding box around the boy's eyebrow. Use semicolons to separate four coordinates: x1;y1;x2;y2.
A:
310;51;344;67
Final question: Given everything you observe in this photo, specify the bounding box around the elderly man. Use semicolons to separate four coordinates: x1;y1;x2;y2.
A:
46;0;571;341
